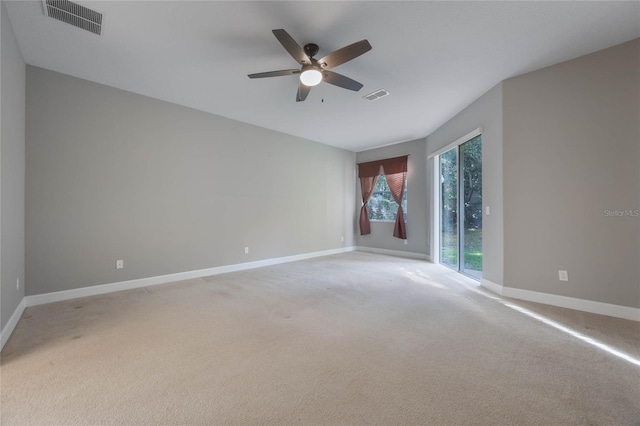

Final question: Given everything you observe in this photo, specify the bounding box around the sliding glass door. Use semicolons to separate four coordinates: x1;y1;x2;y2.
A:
440;148;458;269
439;135;482;278
460;136;482;277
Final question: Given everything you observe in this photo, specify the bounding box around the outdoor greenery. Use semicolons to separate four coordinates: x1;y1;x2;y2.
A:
368;175;407;221
441;229;482;270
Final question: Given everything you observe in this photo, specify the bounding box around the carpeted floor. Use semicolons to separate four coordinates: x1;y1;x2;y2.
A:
1;252;639;425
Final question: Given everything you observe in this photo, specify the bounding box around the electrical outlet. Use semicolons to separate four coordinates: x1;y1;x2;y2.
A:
244;247;249;254
558;270;568;281
17;277;20;290
486;206;491;215
341;236;344;242
404;239;408;245
116;260;124;269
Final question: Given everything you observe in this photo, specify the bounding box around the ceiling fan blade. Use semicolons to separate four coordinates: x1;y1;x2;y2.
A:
272;29;310;65
296;81;311;102
323;71;364;91
317;40;372;69
248;69;300;79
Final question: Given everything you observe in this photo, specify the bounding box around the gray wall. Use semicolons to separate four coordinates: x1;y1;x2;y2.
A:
355;139;428;256
26;66;355;296
1;2;26;331
426;84;504;285
503;39;640;308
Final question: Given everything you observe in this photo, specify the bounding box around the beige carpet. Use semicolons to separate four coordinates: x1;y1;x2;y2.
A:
1;252;639;425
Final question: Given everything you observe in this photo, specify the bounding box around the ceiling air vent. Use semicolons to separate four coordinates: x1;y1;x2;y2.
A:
364;89;390;102
42;0;102;35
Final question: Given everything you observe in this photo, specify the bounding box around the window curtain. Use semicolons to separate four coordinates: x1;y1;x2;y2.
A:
385;171;407;239
358;155;408;238
358;175;379;235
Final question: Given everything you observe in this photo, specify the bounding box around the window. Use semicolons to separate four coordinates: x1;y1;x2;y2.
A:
368;175;408;221
358;155;408;239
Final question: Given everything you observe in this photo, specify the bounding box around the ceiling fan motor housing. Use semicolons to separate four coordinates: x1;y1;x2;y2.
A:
303;43;319;59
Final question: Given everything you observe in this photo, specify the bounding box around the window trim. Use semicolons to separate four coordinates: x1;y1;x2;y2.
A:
428;127;482;159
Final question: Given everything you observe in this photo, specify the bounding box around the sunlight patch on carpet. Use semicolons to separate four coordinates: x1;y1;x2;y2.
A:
502;303;640;368
451;277;640;368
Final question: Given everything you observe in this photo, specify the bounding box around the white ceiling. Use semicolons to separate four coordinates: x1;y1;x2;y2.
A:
5;1;640;152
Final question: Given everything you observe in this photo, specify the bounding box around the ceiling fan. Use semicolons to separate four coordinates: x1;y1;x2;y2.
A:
248;29;372;102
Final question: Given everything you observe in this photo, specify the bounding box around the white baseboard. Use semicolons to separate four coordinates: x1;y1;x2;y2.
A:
356;246;431;261
25;246;356;308
501;287;640;322
480;278;639;321
481;278;503;295
1;297;26;351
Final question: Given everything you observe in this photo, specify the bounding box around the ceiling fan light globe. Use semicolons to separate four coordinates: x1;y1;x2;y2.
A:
300;69;323;86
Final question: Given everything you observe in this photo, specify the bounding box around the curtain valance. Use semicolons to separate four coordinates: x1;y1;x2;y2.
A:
357;155;408;177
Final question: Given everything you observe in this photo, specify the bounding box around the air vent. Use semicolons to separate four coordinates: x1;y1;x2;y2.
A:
363;89;390;102
42;0;102;35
